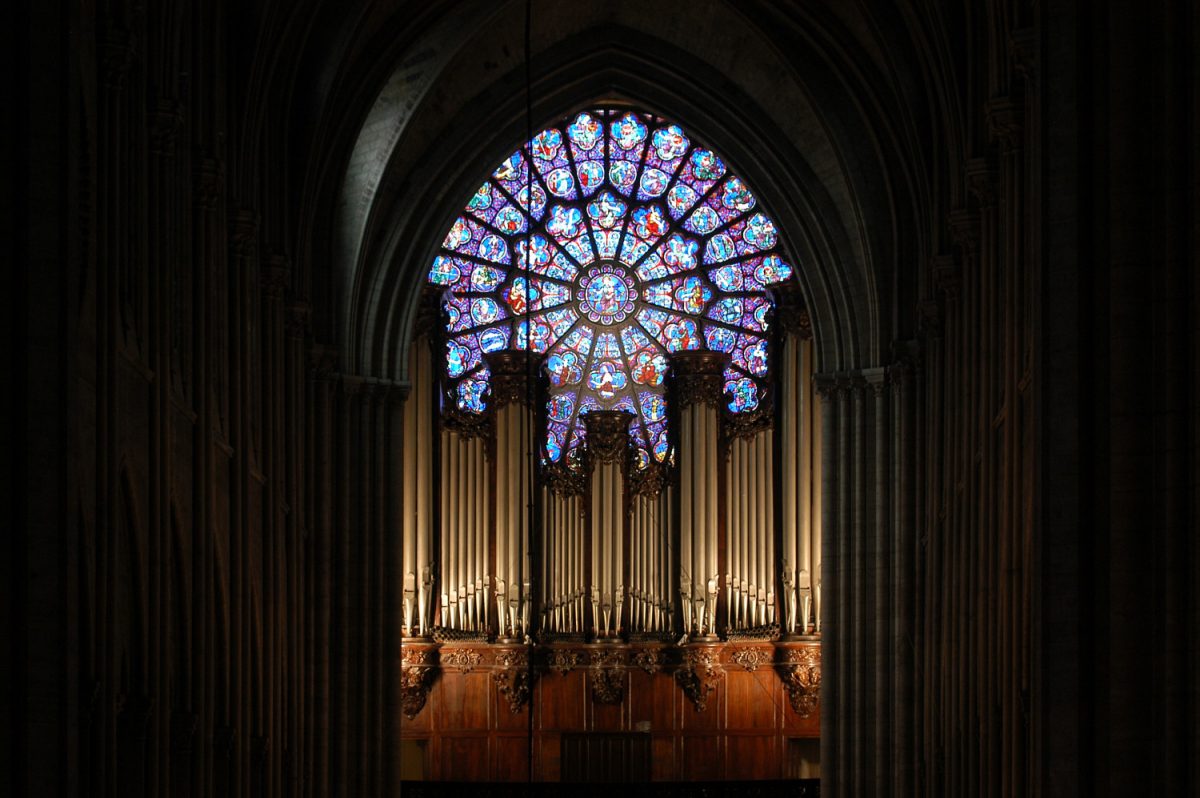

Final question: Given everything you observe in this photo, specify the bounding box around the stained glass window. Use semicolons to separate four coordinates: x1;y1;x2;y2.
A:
428;107;795;470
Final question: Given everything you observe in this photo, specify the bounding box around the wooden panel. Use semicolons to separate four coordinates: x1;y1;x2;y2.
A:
651;734;676;781
560;733;650;782
536;733;561;781
439;735;488;781
725;670;776;729
726;734;781;780
491;735;530;781
628;669;674;732
436;672;490;730
538;670;586;730
679;735;722;781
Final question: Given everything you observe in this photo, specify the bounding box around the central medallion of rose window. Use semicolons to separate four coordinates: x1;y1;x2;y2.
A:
577;264;637;325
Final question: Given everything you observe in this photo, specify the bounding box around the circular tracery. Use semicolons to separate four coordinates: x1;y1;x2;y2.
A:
428;107;796;469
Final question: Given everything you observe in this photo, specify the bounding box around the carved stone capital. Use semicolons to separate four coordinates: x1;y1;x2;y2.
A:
230;211;259;259
862;366;889;398
195;157;224;210
149;100;183;156
965;157;998;206
440;647;482;674
986;96;1024;150
483;350;538;409
583;410;634;468
675;647;721;712
670;351;729;409
401;646;438;720
589;649;627;704
778;645;821;718
493;648;533;714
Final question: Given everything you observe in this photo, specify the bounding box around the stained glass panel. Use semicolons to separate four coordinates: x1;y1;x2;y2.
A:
427;107;798;468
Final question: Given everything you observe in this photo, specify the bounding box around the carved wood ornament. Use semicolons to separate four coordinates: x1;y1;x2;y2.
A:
675;648;721;712
400;647;438;720
778;646;821;718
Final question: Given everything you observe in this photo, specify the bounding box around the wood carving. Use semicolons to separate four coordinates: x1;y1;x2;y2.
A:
400;647;437;720
589;650;626;705
493;649;533;714
730;647;770;672
631;648;663;675
675;648;720;712
440;647;482;674
779;646;821;718
547;648;582;676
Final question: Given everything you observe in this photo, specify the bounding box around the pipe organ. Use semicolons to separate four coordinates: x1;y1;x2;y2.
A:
584;411;633;639
401;334;436;637
671;352;727;639
400;305;822;645
627;466;672;635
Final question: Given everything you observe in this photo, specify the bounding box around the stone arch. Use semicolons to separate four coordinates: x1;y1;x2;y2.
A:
333;7;935;381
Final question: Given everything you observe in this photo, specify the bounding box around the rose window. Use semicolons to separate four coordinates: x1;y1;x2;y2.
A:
428;107;796;470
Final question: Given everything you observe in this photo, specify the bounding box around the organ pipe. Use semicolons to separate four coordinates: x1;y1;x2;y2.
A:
402;333;436;637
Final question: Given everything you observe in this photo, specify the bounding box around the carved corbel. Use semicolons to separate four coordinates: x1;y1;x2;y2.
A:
400;646;438;720
675;647;721;712
589;650;626;704
493;648;533;714
778;646;821;718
